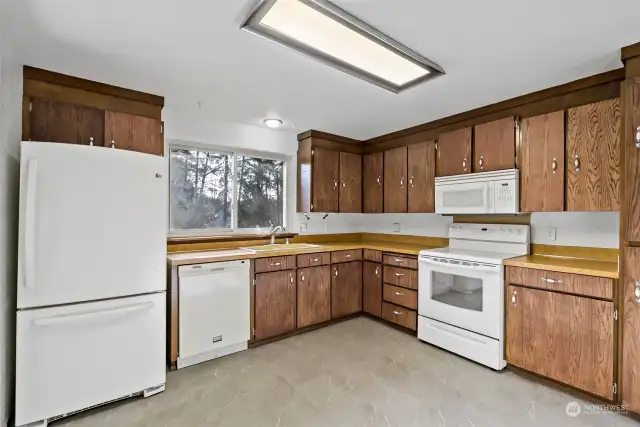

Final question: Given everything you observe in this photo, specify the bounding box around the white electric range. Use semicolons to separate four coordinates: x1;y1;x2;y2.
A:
418;223;530;370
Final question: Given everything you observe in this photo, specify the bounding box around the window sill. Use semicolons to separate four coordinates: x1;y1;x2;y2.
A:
167;233;298;245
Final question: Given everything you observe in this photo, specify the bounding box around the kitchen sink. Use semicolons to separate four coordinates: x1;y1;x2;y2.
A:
241;243;322;253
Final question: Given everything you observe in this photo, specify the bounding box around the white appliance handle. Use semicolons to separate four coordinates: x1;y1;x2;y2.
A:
24;159;38;289
419;256;500;274
33;302;154;326
482;183;489;210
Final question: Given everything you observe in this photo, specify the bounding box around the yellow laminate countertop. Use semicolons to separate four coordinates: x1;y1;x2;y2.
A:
504;255;619;279
167;241;438;266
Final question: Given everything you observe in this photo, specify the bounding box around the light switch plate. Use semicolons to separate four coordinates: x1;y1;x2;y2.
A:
300;223;308;233
393;222;401;233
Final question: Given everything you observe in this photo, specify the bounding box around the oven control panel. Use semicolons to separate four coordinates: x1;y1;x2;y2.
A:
448;223;530;243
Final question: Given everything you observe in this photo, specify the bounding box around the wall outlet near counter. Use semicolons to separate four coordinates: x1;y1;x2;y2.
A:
300;223;308;233
393;223;401;233
546;227;556;241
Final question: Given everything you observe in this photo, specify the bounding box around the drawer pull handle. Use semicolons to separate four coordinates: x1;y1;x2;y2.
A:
551;158;557;174
377;176;381;186
394;291;405;296
636;126;640;148
375;267;379;276
312;258;320;262
345;254;351;258
300;272;304;282
541;277;562;284
270;262;282;267
393;310;403;316
574;154;580;173
463;157;467;171
395;273;404;277
394;258;404;263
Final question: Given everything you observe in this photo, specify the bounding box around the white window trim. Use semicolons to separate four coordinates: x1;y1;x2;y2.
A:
168;140;288;237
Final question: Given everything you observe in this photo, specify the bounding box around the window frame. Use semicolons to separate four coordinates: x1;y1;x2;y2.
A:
168;140;288;237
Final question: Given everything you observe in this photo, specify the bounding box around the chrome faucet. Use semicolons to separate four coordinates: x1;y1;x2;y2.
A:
270;224;285;244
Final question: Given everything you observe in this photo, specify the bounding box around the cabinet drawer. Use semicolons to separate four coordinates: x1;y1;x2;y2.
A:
506;266;613;300
381;302;417;330
383;266;418;290
331;249;362;264
383;254;418;270
363;249;382;263
383;284;418;310
254;256;296;273
297;252;330;267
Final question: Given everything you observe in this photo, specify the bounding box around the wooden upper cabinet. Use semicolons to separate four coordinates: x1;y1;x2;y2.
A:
436;127;471;176
311;147;340;212
339;152;362;213
566;98;621;211
407;141;436;213
625;80;640;241
623;247;640;412
363;152;384;213
331;261;363;319
520;111;565;212
28;98;104;146
104;111;163;156
505;284;615;400
473;117;516;172
254;270;296;341
384;146;408;213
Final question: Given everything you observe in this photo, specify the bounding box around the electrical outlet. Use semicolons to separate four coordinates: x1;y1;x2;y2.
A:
546;227;556;241
393;222;401;233
300;223;308;233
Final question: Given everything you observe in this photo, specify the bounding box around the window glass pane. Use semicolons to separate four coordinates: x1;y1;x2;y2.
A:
236;155;284;228
170;148;233;230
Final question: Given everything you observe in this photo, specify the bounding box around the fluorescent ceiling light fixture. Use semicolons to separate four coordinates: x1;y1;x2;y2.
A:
242;0;445;93
263;118;283;128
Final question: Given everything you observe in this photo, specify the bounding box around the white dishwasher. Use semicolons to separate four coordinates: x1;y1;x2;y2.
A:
178;260;250;369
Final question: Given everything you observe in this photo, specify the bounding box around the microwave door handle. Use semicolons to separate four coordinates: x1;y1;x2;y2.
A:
483;183;489;211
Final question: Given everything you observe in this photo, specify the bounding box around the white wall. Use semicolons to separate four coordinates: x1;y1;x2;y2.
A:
530;212;619;248
0;31;22;427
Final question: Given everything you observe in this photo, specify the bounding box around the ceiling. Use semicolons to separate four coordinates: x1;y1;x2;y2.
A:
2;0;639;140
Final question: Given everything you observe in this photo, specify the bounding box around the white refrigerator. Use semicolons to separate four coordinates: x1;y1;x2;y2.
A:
15;142;168;427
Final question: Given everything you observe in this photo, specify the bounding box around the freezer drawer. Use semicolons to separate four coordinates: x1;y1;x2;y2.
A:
178;260;250;368
15;293;166;426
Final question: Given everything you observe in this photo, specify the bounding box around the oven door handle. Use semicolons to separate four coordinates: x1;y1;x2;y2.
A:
419;256;500;274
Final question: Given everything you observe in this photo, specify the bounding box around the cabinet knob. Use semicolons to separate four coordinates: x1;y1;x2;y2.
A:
341;180;346;188
574;154;580;172
111;140;115;149
89;137;94;146
463;158;467;171
300;272;304;282
551;158;557;174
375;267;379;276
333;180;338;190
289;273;294;285
334;268;338;277
409;177;414;187
400;177;404;187
479;156;484;170
636;126;640;148
377;176;381;186
512;290;517;305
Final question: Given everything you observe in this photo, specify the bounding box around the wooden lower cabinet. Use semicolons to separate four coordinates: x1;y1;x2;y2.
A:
363;261;382;317
297;266;331;328
331;261;362;319
505;284;615;400
254;270;296;341
381;302;417;330
622;247;640;412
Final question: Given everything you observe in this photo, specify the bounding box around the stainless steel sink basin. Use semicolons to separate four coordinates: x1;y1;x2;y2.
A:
241;243;322;253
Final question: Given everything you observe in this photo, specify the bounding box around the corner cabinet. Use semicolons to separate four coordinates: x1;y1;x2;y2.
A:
363;152;384;213
331;261;363;319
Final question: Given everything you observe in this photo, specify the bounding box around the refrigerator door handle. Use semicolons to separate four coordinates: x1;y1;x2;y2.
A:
32;302;154;327
24;159;38;289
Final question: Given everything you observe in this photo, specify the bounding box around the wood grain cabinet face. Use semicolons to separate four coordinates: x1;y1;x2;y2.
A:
363;152;384;213
384;146;408;213
363;261;382;317
520;111;565;212
311;147;340;212
28;98;104;146
297;266;331;329
566;99;621;211
436;127;472;176
473;117;516;172
622;247;640;412
254;270;296;341
624;80;640;241
407;141;436;213
339;152;362;213
105;111;163;156
331;261;363;319
505;285;614;400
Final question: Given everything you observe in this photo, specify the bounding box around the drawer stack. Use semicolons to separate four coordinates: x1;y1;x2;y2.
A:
381;253;419;330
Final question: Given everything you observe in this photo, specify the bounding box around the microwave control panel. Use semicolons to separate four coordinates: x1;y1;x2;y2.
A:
494;179;519;213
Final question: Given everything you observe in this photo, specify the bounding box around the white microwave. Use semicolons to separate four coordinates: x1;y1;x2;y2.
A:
435;169;519;215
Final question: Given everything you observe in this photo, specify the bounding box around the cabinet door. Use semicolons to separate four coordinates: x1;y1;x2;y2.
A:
311;147;339;212
331;261;362;319
507;285;614;399
29;98;104;146
384;146;408;213
624;80;640;241
297;266;331;328
437;127;472;176
339;152;362;213
520;111;565;212
362;261;382;317
254;270;296;341
566;99;621;211
407;141;436;213
623;247;640;412
473;117;516;172
105;111;163;156
363;152;383;213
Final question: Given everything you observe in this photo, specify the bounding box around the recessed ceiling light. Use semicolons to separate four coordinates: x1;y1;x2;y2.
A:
241;0;445;93
263;118;283;128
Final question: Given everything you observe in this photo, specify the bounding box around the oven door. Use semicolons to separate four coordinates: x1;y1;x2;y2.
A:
418;255;503;339
435;181;495;214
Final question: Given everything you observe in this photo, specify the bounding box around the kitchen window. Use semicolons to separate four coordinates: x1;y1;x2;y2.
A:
169;144;286;235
